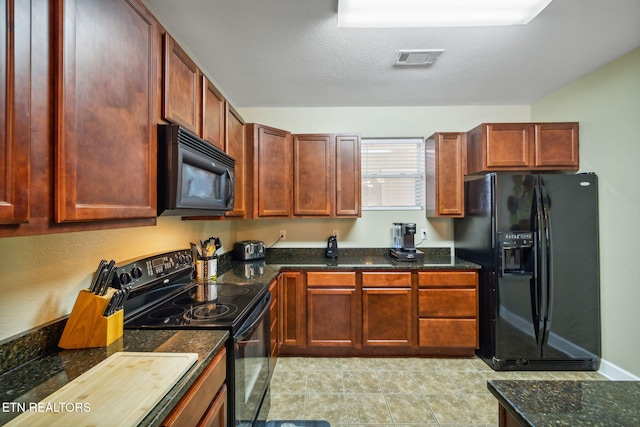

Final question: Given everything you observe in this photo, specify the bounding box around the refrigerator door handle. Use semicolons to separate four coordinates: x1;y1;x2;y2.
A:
540;181;554;346
534;179;546;347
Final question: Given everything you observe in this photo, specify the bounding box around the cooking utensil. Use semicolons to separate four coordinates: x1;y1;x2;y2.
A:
89;260;107;293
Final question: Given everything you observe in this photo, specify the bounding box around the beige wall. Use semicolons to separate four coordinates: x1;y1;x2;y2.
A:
531;48;640;377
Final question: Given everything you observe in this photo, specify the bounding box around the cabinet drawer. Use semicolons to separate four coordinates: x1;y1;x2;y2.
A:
418;289;477;317
418;271;477;287
362;272;411;288
419;319;477;348
163;348;226;427
306;271;356;287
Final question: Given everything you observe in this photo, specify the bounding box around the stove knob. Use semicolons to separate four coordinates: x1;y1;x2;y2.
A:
119;272;132;285
178;254;186;264
131;266;143;279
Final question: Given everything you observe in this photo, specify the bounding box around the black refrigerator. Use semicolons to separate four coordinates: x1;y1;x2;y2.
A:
454;173;600;371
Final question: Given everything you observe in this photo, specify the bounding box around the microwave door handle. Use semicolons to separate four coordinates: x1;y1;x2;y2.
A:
224;169;234;206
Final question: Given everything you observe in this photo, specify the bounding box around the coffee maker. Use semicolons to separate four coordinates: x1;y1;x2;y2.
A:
390;223;424;261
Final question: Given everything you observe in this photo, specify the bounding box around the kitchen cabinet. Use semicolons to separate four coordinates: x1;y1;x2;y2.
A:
201;75;225;150
306;272;357;347
292;133;361;218
224;105;247;218
1;0;31;224
417;271;478;350
163;347;227;427
425;132;465;218
268;278;279;372
162;33;200;134
246;123;293;218
466;122;579;174
361;272;413;347
279;271;306;349
55;0;158;223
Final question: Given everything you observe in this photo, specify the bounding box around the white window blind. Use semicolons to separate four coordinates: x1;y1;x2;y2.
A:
361;138;425;210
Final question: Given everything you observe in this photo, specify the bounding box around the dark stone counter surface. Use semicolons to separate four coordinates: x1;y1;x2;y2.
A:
488;380;640;427
0;329;228;426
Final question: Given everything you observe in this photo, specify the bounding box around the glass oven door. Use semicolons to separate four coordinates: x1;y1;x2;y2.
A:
234;293;271;427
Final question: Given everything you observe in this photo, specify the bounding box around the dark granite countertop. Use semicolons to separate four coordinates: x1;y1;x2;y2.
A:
216;247;479;286
488;380;640;427
0;329;228;426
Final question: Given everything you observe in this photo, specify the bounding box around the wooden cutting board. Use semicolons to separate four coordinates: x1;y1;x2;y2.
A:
6;352;198;427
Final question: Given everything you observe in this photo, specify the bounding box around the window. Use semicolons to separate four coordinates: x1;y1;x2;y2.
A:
361;138;425;210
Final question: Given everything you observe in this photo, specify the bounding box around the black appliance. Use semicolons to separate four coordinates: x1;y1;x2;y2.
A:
233;240;266;261
454;173;600;371
157;124;235;216
115;250;271;426
325;236;338;258
390;222;424;261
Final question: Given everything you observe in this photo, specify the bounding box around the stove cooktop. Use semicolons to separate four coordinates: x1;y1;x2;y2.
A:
123;282;268;332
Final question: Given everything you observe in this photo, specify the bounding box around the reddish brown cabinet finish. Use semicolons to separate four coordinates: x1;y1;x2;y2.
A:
224;105;247;218
335;134;361;217
361;272;413;347
162;33;200;134
246;124;292;218
1;0;31;224
426;132;465;218
466;122;579;174
293;134;335;216
201;75;225;150
306;272;357;347
163;347;226;427
279;271;306;349
55;0;157;222
417;271;478;350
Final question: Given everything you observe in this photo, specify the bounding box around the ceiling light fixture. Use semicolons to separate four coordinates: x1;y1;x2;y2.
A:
337;0;553;28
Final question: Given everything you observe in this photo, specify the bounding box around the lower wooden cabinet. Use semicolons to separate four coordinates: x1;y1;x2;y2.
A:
268;278;279;372
278;269;478;356
163;347;226;427
306;272;357;346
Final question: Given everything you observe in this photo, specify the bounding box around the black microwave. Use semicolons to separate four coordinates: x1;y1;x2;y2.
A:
157;124;235;216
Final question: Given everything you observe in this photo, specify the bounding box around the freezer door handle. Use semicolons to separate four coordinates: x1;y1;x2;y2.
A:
540;180;554;346
534;179;546;346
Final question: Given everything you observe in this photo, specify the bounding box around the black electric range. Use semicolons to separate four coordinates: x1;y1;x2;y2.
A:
114;250;271;427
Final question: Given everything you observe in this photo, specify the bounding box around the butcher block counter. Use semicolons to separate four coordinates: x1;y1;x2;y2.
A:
0;329;228;426
488;379;640;427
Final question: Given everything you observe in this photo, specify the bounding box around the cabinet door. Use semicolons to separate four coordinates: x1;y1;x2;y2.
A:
163;33;199;134
201;75;224;149
336;134;361;217
197;385;226;427
55;0;157;222
362;288;412;346
306;271;357;347
534;122;579;169
0;0;30;224
293;134;334;216
280;272;305;348
251;124;292;218
485;123;533;168
426;133;465;218
224;105;246;217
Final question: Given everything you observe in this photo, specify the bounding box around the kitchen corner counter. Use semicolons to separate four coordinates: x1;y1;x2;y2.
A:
488;379;640;427
0;329;228;426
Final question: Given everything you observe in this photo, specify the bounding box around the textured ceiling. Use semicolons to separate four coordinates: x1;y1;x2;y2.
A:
142;0;640;108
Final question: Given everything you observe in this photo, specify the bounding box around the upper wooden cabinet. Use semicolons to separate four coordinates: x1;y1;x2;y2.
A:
246;123;292;218
224;105;246;218
55;0;157;222
162;33;200;134
201;75;225;150
466;122;579;174
425;132;465;218
292;133;361;218
1;0;31;224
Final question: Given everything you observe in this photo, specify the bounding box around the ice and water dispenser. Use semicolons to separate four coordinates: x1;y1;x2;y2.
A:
499;231;535;276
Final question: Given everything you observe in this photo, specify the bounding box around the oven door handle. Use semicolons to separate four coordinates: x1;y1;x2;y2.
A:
235;292;271;340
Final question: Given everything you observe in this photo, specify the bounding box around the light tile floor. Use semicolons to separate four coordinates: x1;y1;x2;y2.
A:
266;356;607;427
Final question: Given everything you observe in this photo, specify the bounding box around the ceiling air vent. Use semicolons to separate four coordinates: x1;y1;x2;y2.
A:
394;49;444;66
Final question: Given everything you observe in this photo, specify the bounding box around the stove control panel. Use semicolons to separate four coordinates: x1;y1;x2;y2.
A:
112;249;193;289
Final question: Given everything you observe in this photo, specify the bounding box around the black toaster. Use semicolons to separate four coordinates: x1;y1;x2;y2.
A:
233;240;266;261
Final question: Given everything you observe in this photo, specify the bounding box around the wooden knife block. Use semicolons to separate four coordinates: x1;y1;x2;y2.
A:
59;289;123;349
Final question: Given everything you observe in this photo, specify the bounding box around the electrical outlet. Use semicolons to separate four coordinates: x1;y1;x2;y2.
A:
421;229;428;240
279;230;286;240
332;229;339;239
